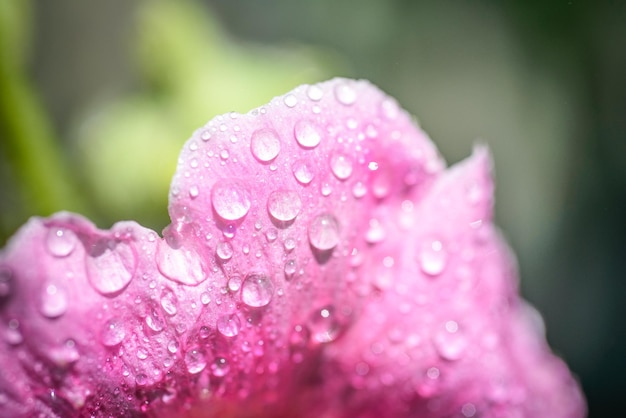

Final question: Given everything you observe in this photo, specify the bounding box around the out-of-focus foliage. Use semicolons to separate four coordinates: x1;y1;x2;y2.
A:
74;0;344;232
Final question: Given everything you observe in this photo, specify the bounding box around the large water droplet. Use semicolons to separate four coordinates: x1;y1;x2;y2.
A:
211;181;251;222
330;152;353;180
156;241;206;286
307;84;323;101
308;213;340;251
292;160;315;185
86;240;136;296
217;313;241;337
267;190;302;223
211;357;230;376
241;273;274;308
185;347;206;374
40;284;68;318
294;120;323;149
216;241;234;261
145;310;165;332
160;288;178;316
419;240;447;276
250;129;281;162
434;320;467;360
309;305;343;343
334;82;357;105
46;227;77;257
101;317;125;347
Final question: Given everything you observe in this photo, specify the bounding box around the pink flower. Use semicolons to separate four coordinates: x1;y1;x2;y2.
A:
0;78;585;417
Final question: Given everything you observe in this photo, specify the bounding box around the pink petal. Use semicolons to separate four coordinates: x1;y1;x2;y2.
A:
0;79;585;417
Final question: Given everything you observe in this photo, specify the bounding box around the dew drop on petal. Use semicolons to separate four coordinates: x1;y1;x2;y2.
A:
167;340;179;354
307;84;323;101
211;357;230;377
40;284;68;318
292;160;315;185
284;237;296;252
185;347;206;374
419;240;447;276
211;181;251;222
294;120;323;149
283;94;298;108
0;266;13;301
46;227;77;257
334;82;357;105
217;313;241;337
267;190;302;223
352;182;367;198
101;317;125;347
189;186;199;199
135;373;148;386
228;275;242;292
216;242;234;262
86;240;136;296
160;288;178;316
330;152;354;180
284;259;297;279
145;310;165;333
434;321;467;360
156;241;206;286
265;228;278;242
309;305;343;344
250;129;281;162
308;213;340;251
241;273;274;308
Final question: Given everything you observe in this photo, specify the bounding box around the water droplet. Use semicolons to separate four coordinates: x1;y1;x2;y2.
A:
434;321;467;360
46;227;77;257
217;313;241;337
330;152;353;180
283;94;298;108
40;284;68;318
189;186;199;198
320;182;332;196
294;120;323;149
307;84;323;101
211;357;230;376
49;339;80;367
220;149;229;160
266;190;302;224
419;240;447;276
228;275;242;292
284;259;297;279
265;228;278;242
156;241;206;286
211;181;251;222
0;267;13;301
365;219;386;244
308;213;340;251
101;318;125;347
334;82;357;105
136;347;149;360
145;310;164;332
6;319;22;345
86;240;136;296
201;131;211;141
216;242;234;262
309;305;343;343
241;273;274;308
462;403;477;417
250;129;281;162
167;340;179;354
185;347;206;374
292;160;315;185
135;373;148;386
380;98;400;119
352;182;367;198
160;288;178;316
284;237;296;251
200;292;211;305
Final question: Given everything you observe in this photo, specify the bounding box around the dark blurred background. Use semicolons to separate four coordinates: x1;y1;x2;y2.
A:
1;1;625;416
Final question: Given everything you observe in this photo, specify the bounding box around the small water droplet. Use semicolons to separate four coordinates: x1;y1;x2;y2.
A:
135;373;148;386
46;227;77;257
145;310;164;332
200;292;211;305
352;182;367;198
250;129;281;162
160;288;178;316
0;267;13;301
283;94;298;108
220;149;229;160
6;319;22;345
86;240;136;295
284;259;297;279
294;120;323;149
320;182;332;196
185;347;206;374
307;84;323;101
292;160;315;185
265;228;278;242
365;219;386;244
284;237;296;251
309;305;343;343
434;321;467;361
380;98;400;119
330;152;353;180
419;240;447;276
308;213;340;251
136;347;148;360
461;403;477;417
334;82;357;105
216;242;234;261
228;275;242;292
167;340;179;354
241;273;274;308
101;318;125;347
189;185;199;198
156;240;206;285
217;313;241;337
211;181;251;222
211;357;230;376
201;131;211;141
40;284;68;318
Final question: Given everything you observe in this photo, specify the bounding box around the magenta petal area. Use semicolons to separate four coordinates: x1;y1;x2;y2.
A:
0;79;585;418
